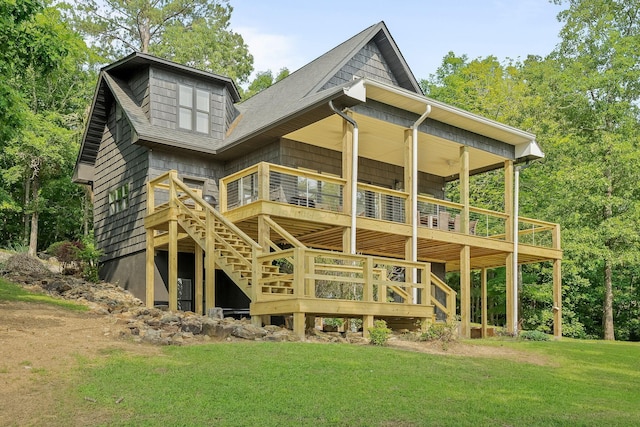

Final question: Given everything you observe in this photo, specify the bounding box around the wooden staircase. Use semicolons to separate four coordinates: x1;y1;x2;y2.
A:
173;198;292;300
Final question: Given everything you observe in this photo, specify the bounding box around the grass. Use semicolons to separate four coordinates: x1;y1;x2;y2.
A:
0;278;87;311
72;340;640;427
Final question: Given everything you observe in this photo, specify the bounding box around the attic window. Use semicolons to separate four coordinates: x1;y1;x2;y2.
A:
178;84;210;134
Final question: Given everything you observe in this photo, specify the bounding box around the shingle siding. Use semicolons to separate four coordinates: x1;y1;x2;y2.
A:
321;40;399;91
128;67;150;117
93;104;149;261
149;67;227;141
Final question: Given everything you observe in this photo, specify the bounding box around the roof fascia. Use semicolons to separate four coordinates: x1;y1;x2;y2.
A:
359;78;542;155
103;52;241;102
72;72;108;183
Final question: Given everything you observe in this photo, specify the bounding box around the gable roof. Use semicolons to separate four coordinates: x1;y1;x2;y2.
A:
221;22;420;153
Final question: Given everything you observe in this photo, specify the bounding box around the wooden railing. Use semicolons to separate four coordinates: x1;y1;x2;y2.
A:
256;248;457;322
218;162;560;250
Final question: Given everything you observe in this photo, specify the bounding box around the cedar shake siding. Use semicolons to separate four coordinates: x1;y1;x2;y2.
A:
93;103;149;261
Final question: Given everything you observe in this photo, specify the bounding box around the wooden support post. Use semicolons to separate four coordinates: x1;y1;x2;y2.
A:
168;219;178;312
422;263;431;306
145;229;155;308
404;129;413;226
195;245;203;315
205;210;215;312
363;257;374;302
306;253;316;297
460;146;470;234
553;259;562;339
293;247;305;297
219;178;227;213
257;162;270;202
257;215;269;253
504;160;514;334
362;315;374;338
481;267;488;338
293;312;306;339
460;245;471;338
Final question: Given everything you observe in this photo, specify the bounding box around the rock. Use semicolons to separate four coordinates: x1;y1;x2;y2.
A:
5;254;49;276
160;314;180;324
232;324;267;340
181;318;202;334
202;320;235;339
142;328;161;343
345;332;367;344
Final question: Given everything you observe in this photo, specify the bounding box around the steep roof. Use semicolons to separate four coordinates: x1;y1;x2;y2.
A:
222;21;420;152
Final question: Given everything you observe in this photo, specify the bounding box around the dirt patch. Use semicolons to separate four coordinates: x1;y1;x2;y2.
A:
387;336;555;366
0;301;160;427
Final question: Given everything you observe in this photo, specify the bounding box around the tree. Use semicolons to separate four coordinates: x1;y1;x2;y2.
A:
0;0;71;144
243;68;290;99
64;0;254;83
547;0;640;340
0;5;95;255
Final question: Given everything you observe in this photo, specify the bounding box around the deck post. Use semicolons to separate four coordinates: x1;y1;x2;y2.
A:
553;259;562;339
195;245;203;315
293;312;306;339
481;267;488;338
257;162;270;202
145;228;155;308
459;146;471;338
460;146;470;234
205;210;215;312
460;245;471;338
362;315;374;338
504;160;515;334
168;219;178;312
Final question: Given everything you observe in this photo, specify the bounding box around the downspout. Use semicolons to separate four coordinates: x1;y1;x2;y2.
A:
411;105;432;303
329;100;359;254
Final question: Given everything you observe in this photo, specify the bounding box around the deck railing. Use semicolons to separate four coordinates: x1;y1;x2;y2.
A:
219;162;559;249
256;247;456;321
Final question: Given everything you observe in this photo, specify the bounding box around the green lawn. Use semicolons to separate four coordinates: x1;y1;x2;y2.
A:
0;278;87;311
74;339;640;426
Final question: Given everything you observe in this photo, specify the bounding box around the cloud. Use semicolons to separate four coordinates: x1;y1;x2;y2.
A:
237;26;304;78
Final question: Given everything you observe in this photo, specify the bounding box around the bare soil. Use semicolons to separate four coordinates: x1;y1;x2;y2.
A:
0;301;160;427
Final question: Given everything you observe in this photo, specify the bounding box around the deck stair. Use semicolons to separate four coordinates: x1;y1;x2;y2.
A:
147;171;457;326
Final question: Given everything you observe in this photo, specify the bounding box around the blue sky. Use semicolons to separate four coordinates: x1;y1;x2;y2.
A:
230;0;565;82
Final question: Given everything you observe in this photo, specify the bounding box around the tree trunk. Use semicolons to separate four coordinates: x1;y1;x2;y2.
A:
23;176;31;246
603;160;615;340
603;259;615;340
28;174;39;256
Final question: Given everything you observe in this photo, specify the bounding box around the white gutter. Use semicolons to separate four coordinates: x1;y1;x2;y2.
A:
329;100;359;254
411;105;432;303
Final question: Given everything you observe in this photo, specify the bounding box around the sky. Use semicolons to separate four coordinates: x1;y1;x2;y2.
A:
229;0;566;82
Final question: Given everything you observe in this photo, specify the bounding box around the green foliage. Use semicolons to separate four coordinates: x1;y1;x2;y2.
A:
519;330;551;341
368;319;391;346
63;0;254;83
0;277;87;311
243;68;290;99
77;233;102;283
421;319;459;346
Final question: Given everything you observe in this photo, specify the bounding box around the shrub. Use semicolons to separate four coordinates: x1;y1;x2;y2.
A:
368;320;392;346
519;330;550;341
420;318;459;349
77;233;102;283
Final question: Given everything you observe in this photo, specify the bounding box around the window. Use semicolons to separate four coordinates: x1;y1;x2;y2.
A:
108;183;129;215
178;84;210;134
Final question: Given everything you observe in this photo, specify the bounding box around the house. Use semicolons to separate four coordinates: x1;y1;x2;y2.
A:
73;22;562;339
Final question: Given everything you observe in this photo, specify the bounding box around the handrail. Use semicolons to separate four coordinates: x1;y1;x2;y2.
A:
263;216;305;248
171;176;262;252
268;163;347;186
357;183;408;199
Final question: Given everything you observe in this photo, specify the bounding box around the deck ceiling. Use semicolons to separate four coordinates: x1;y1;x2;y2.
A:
284;113;506;178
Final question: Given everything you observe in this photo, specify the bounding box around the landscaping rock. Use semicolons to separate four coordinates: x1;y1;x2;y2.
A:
232;324;267;340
